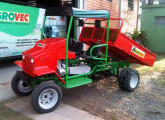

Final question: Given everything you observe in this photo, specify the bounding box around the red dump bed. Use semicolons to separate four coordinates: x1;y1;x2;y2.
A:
79;18;156;67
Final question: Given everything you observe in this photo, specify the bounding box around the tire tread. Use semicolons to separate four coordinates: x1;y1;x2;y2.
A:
11;73;32;96
118;68;140;92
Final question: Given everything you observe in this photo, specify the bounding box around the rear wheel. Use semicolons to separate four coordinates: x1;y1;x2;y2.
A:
118;68;140;92
11;73;33;96
31;81;62;113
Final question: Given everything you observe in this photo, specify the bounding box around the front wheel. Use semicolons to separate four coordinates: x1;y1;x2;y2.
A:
11;73;33;96
118;68;140;92
31;81;62;114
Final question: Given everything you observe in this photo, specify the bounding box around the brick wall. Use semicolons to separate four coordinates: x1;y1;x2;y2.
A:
86;0;121;29
121;0;139;33
86;0;120;18
86;0;139;33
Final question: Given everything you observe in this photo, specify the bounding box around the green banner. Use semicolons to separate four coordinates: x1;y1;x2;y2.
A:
0;2;45;58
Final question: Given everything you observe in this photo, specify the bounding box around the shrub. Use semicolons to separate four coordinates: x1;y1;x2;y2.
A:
139;31;151;48
128;29;151;48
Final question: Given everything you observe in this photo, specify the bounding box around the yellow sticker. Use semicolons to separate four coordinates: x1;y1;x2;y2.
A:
131;46;145;58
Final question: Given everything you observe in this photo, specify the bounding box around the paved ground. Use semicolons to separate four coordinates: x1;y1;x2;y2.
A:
5;97;103;120
0;82;16;102
0;59;20;102
0;59;21;84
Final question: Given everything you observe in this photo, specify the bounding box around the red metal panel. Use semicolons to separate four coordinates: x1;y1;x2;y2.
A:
15;60;23;68
19;38;75;78
114;33;156;66
79;18;156;67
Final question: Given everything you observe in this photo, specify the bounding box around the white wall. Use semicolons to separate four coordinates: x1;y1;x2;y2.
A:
76;0;85;40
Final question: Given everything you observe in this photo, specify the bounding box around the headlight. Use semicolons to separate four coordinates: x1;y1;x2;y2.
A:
31;58;34;63
22;55;25;59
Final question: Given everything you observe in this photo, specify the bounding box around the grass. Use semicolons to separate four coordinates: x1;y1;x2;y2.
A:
131;53;165;87
0;101;33;120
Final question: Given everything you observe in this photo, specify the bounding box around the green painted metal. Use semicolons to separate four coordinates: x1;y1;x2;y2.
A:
90;44;107;60
66;60;129;80
99;54;106;57
63;18;111;83
30;79;37;88
29;59;130;88
113;68;118;75
105;19;110;66
74;18;76;40
67;64;104;79
41;16;46;40
88;19;109;63
141;5;165;53
29;75;60;88
63;77;92;89
65;16;74;84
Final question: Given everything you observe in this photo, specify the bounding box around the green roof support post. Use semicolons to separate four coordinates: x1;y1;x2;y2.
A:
74;18;76;40
65;16;73;86
105;19;110;66
41;16;46;40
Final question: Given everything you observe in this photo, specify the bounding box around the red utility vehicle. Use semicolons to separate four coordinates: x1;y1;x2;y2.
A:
11;8;156;114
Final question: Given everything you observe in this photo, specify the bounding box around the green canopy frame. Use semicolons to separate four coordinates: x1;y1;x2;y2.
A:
65;9;110;87
73;8;110;18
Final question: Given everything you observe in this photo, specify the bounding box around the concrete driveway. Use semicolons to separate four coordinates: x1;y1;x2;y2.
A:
0;59;21;102
6;97;103;120
0;59;21;84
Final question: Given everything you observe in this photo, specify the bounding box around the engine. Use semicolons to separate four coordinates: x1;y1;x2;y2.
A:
57;59;91;77
57;60;66;77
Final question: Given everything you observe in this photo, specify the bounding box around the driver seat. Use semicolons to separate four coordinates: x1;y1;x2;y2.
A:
69;41;83;55
79;46;101;59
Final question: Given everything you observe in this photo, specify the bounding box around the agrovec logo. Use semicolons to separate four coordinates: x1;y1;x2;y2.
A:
0;11;29;23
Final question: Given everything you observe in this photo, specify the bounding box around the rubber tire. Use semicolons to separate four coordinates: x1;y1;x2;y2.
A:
11;73;32;96
31;81;62;114
118;68;140;92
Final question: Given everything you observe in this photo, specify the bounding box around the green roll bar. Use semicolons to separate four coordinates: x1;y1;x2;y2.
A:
65;16;73;84
106;18;110;66
74;18;77;40
65;17;110;84
89;44;107;60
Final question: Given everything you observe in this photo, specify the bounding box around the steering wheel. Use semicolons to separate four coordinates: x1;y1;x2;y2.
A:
69;38;78;46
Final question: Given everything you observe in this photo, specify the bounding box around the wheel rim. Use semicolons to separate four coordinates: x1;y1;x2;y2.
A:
39;88;58;109
17;80;32;92
130;74;138;89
